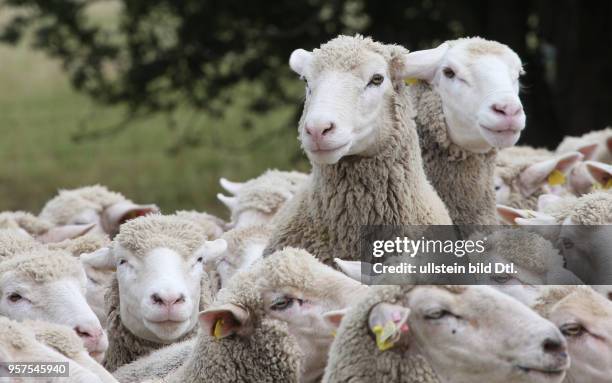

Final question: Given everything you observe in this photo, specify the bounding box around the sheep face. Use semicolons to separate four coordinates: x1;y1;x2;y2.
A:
289;36;404;165
113;245;206;343
545;288;612;383
558;222;612;284
371;286;568;383
0;255;108;361
404;38;525;152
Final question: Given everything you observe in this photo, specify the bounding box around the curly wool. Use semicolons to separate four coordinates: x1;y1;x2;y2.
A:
174;210;227;239
495;146;555;210
0;250;85;284
0;316;33;350
556;127;612;163
0;211;53;237
221;225;271;262
113;215;209;259
533;286;609;318
543;191;612;224
47;232;111;256
22;320;85;359
265;37;451;265
410;80;497;225
323;285;440;383
0;229;44;260
39;185;128;225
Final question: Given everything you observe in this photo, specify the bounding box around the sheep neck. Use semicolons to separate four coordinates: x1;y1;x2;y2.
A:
410;81;497;226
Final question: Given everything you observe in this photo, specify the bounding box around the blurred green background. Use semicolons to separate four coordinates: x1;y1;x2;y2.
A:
1;0;610;217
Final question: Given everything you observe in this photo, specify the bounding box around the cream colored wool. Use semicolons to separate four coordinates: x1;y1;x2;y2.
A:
0;249;85;284
232;169;309;217
323;285;440;383
542;191;612;224
113;249;318;383
0;229;43;259
174;210;227;239
410;80;497;225
47;232;111;256
495;145;556;209
39;185;127;226
0;211;53;237
556;127;612;164
103;215;219;371
265;36;452;265
220;225;271;266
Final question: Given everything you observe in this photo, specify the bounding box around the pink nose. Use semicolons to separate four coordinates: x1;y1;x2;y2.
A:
151;292;186;308
305;121;335;144
74;325;104;350
491;102;523;117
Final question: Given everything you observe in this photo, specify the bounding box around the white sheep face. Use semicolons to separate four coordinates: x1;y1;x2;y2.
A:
0;268;107;360
392;286;568;383
404;39;525;152
558;222;612;284
546;289;612;383
289;48;394;165
114;245;205;343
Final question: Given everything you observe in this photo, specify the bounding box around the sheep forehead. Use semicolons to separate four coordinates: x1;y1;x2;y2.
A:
569;192;612;224
0;252;85;284
114;215;206;258
310;34;405;76
449;37;521;69
553;287;612;319
0;229;43;258
486;229;553;273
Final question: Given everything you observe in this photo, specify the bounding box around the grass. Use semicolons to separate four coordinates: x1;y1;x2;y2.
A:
0;34;308;218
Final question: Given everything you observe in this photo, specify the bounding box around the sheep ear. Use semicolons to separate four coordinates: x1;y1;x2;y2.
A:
537;194;563;211
514;212;557;226
195;238;228;264
80;247;115;272
496;205;533;225
322;308;349;330
399;43;449;83
199;304;250;339
217;194;238;211
219;178;244;195
38;223;96;243
368;303;411;351
334;258;362;282
575;143;599;160
289;49;313;77
607;136;612;152
102;202;159;235
519;152;583;196
585;161;612;187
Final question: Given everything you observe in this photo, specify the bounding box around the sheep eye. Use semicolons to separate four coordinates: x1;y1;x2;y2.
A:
271;297;294;311
491;274;511;284
368;74;384;86
442;67;455;79
196;257;204;263
118;259;128;266
8;293;22;303
560;323;585;337
494;185;501;191
424;309;451;320
560;238;574;250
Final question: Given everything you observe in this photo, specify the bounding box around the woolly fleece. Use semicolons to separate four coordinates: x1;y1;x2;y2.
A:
556;127;612;164
542;191;612;224
0;211;53;236
174;210;227;239
265;35;452;265
0;229;43;260
0;249;85;284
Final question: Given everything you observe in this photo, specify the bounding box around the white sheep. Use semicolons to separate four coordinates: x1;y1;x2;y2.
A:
556;126;612;164
0;316;104;383
0;210;97;244
39;185;159;238
323;284;569;383
265;34;452;265
0;248;108;361
89;214;223;371
217;169;309;228
113;247;367;383
533;286;612;383
403;37;525;225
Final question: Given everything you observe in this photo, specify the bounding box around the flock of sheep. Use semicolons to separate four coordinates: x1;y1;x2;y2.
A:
1;34;611;383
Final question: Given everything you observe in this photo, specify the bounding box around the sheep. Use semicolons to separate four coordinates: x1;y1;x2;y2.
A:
200;224;272;287
113;247;367;383
402;37;525;225
39;185;159;238
533;286;612;383
323;284;569;383
264;35;452;265
173;210;227;239
556;126;612;164
495;146;583;210
21;320;119;383
0;228;43;260
0;316;104;383
218;169;309;228
0;248;108;361
92;214;222;371
0;210;96;243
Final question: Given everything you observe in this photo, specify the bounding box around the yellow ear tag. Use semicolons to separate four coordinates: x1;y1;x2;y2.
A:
404;78;419;86
547;170;566;186
593;178;612;190
331;330;337;338
372;322;398;351
213;318;224;339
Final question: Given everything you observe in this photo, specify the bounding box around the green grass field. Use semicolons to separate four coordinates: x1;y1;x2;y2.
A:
0;31;308;218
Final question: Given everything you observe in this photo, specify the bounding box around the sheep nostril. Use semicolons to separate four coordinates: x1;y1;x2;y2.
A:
322;123;335;136
151;293;164;305
74;326;92;338
491;104;507;116
175;294;186;304
542;338;564;353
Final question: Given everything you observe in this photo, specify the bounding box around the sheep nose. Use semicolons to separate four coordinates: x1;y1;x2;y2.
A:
151;292;186;307
305;121;335;143
542;337;566;355
491;102;523;117
74;325;103;344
